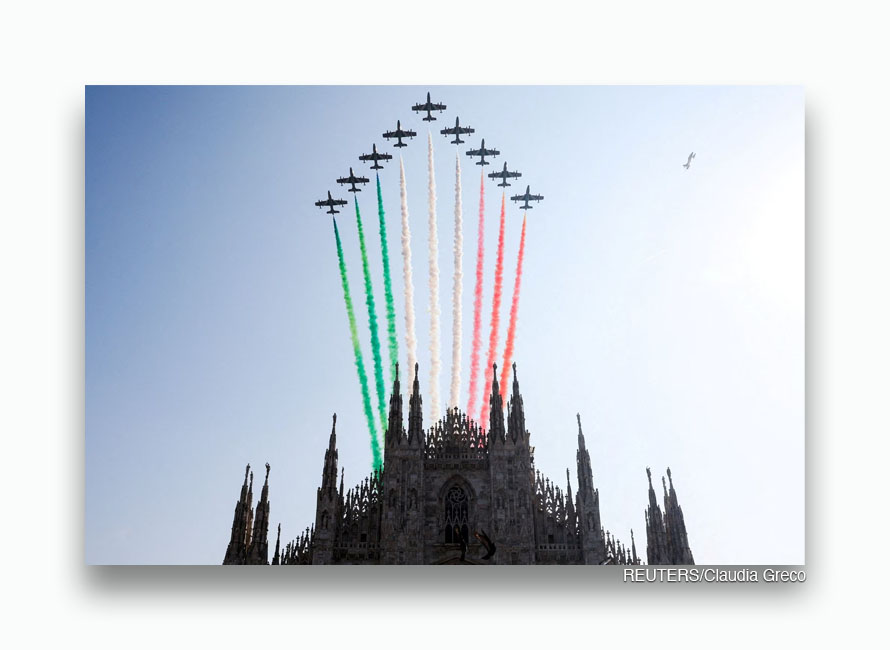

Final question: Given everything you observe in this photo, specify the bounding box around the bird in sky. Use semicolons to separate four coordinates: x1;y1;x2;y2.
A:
683;152;696;170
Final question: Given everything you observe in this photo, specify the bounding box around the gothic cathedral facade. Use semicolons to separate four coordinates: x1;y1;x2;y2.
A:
223;363;695;565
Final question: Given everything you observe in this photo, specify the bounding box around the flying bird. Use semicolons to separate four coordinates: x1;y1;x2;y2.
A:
683;152;696;170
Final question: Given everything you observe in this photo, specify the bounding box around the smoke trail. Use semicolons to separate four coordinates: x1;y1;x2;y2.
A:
332;218;382;471
500;213;527;388
353;197;387;442
449;153;463;409
479;193;506;426
376;174;398;383
427;132;441;422
466;171;485;419
399;157;418;384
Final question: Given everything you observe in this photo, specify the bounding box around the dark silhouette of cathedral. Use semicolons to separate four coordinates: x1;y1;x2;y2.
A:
223;363;695;565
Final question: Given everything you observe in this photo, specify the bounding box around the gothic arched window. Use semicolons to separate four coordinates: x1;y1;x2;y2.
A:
444;485;469;543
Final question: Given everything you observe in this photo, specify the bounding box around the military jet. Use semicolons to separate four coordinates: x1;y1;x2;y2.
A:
510;185;544;210
336;167;370;193
359;143;392;170
382;120;416;148
683;152;696;170
465;139;500;166
315;191;348;215
411;91;446;121
440;116;474;145
488;161;522;187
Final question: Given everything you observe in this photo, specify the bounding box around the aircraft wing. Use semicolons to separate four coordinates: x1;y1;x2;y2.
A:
333;198;347;206
466;147;482;157
487;147;501;156
530;194;543;201
431;102;445;111
404;129;417;137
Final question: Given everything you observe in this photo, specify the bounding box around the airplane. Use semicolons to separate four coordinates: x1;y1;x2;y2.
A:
315;191;348;215
440;116;474;145
683;152;696;169
465;139;500;166
510;185;544;210
336;167;370;193
358;143;393;170
488;161;522;187
382;120;416;148
411;91;446;121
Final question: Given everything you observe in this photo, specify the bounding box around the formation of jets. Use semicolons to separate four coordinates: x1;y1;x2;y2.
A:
411;92;446;121
315;190;348;215
382;120;416;148
316;92;544;217
466;139;500;166
488;161;521;187
440;116;474;145
510;185;544;210
336;167;369;193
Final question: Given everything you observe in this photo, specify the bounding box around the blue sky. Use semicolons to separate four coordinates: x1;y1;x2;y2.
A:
85;86;803;564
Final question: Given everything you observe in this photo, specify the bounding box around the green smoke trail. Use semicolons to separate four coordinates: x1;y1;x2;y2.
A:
354;197;388;445
376;174;399;384
332;218;382;471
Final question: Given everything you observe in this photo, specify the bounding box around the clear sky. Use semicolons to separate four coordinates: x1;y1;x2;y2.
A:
85;85;803;565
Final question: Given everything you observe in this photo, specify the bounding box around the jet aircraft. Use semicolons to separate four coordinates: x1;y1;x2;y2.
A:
315;191;348;215
382;120;416;148
336;167;370;193
359;143;393;170
510;185;544;210
683;152;696;169
488;161;522;187
411;92;446;121
440;116;475;145
465;139;500;166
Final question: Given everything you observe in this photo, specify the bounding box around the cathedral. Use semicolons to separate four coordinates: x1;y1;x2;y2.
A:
222;363;695;565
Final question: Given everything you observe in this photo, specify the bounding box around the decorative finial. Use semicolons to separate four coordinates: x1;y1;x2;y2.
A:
265;462;271;480
395;362;400;380
244;464;250;483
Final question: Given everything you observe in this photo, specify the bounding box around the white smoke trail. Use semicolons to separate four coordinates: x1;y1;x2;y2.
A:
399;157;418;385
427;132;441;422
449;153;463;409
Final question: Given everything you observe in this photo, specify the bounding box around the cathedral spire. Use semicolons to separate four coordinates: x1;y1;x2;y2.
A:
507;362;526;443
488;363;506;443
386;362;404;446
223;463;255;565
320;415;339;499
645;467;670;565
247;462;271;564
662;467;695;564
272;523;281;565
408;362;423;444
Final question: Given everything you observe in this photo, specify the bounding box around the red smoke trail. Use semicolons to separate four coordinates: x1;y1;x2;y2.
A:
466;171;485;419
479;193;506;427
500;213;527;388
